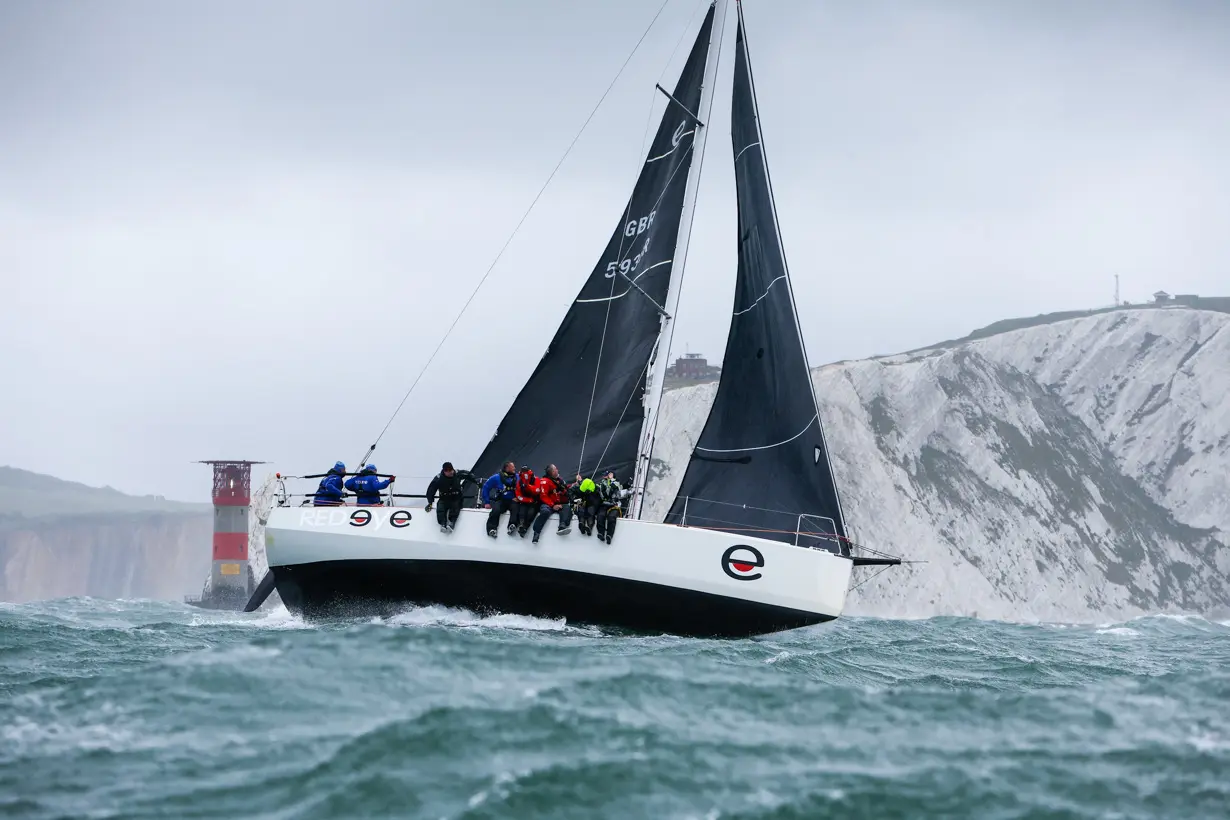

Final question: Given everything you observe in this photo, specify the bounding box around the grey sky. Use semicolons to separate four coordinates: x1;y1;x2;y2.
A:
2;0;1228;502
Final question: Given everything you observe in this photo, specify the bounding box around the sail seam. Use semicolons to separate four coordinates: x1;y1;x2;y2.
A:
732;273;785;316
647;130;696;163
734;140;761;162
695;414;817;453
574;136;695;307
576;259;673;303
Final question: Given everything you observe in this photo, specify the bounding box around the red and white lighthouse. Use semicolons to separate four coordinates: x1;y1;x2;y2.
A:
196;460;265;607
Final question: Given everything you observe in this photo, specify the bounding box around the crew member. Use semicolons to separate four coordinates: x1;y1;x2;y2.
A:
425;462;478;532
573;475;600;536
481;461;518;538
618;476;635;517
566;472;584;528
345;464;394;506
596;471;623;544
530;464;573;543
513;465;538;538
314;461;347;506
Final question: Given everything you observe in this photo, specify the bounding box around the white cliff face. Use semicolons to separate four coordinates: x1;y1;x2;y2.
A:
0;513;212;603
646;308;1230;622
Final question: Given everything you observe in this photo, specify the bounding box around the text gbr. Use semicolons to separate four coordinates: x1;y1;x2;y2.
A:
605;211;656;279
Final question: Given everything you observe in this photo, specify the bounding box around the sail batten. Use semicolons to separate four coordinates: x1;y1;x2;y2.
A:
664;6;849;554
472;7;717;483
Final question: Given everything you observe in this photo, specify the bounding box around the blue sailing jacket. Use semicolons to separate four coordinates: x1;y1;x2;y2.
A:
314;472;345;505
345;474;392;505
481;471;517;505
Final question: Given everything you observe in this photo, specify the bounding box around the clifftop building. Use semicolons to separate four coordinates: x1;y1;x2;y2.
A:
664;352;721;388
1149;290;1229;312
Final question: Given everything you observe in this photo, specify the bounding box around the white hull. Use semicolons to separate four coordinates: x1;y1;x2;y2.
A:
263;503;853;636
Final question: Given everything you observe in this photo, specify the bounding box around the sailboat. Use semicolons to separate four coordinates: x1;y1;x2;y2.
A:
259;0;901;637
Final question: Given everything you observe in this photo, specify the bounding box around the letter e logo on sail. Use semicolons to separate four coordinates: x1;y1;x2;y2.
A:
672;119;687;147
721;545;764;581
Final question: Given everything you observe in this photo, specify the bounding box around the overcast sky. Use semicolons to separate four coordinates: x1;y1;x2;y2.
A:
3;0;1228;502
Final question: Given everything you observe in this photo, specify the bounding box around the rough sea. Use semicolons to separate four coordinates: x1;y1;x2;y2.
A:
2;599;1228;819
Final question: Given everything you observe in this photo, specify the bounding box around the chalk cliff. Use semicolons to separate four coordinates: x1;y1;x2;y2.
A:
647;308;1230;621
0;467;212;603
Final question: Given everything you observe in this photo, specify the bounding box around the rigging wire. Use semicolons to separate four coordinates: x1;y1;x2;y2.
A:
578;2;704;476
849;565;893;593
633;0;729;517
579;8;702;475
356;0;679;469
576;232;624;476
591;354;656;477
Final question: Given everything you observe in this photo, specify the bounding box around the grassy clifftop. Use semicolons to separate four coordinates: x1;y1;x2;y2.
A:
904;301;1230;356
0;467;214;600
0;466;208;522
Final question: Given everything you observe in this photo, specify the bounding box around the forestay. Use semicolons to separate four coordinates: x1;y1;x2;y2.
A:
664;9;849;554
472;7;717;482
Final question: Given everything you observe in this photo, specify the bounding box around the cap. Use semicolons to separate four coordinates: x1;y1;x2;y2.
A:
442;461;454;471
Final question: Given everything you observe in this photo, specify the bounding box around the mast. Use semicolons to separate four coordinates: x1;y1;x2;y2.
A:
631;0;730;519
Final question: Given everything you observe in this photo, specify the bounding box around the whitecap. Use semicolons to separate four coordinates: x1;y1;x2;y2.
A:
384;604;568;632
1188;731;1230;752
1130;612;1209;625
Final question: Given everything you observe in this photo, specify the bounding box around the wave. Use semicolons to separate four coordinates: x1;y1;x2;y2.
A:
383;604;575;633
2;598;1228;819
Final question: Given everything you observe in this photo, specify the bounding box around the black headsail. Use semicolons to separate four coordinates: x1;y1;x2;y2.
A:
664;8;849;555
472;7;716;482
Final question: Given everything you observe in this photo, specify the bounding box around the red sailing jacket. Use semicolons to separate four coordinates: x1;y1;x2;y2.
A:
515;471;538;504
537;476;566;508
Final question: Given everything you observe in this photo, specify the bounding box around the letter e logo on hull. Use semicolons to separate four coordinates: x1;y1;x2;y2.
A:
721;545;764;581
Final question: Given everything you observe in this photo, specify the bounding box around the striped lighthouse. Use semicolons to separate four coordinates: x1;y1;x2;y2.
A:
196;460;265;608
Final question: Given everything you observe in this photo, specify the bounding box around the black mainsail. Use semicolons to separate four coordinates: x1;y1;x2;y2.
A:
472;6;717;482
664;9;849;555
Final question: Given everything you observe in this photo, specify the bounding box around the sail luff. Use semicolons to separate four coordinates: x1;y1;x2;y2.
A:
631;0;730;520
733;0;849;537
